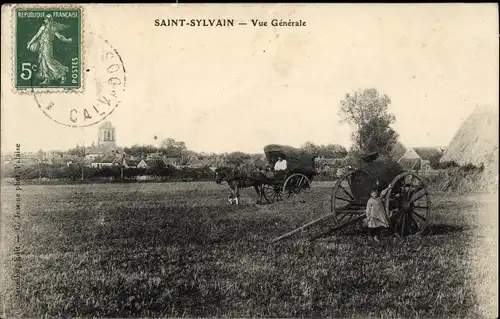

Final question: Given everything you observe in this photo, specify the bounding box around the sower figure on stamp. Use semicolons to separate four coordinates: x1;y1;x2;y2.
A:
26;14;72;85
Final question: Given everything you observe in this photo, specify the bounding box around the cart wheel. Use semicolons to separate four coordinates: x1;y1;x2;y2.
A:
282;173;311;203
262;184;283;203
331;169;374;225
385;172;430;236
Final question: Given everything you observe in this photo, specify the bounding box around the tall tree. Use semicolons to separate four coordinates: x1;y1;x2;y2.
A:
160;138;187;157
320;144;348;158
123;144;159;156
301;141;320;156
339;88;398;155
68;145;86;157
224;152;251;167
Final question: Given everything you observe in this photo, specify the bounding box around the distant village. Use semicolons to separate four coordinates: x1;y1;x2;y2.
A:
2;122;223;172
1;121;445;180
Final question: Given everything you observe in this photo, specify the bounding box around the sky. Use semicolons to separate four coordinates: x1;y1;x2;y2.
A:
2;4;498;154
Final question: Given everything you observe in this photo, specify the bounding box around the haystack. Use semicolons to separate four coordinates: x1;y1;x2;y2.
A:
440;105;498;193
441;105;498;167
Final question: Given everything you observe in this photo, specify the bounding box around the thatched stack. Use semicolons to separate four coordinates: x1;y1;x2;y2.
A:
441;105;498;167
439;106;498;193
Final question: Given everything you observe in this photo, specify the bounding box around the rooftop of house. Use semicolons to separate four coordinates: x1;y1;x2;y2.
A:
138;158;167;166
126;159;140;166
398;157;422;170
91;155;123;164
413;147;443;161
390;141;408;159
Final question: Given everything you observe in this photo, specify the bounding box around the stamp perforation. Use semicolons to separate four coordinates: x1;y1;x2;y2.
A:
7;3;126;128
10;4;86;95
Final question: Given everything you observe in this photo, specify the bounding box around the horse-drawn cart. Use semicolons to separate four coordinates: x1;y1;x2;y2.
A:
271;152;431;242
214;144;317;205
261;144;317;203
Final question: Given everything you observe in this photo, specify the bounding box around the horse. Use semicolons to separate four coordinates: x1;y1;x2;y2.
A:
214;166;266;205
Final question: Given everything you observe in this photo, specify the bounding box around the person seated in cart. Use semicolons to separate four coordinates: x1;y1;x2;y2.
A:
274;154;288;171
273;153;288;180
365;187;391;242
257;153;288;182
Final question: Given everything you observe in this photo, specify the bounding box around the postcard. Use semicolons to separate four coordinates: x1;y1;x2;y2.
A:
1;4;498;318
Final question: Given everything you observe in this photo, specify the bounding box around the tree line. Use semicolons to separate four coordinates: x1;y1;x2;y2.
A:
5;163;215;182
7;87;430;182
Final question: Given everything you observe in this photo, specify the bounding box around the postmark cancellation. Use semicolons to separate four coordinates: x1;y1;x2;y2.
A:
7;4;127;128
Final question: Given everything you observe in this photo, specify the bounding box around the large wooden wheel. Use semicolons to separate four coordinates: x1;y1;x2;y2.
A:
262;184;283;203
282;173;312;203
330;169;374;226
385;172;430;236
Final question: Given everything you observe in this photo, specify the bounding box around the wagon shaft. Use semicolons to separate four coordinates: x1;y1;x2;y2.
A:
310;214;366;241
270;210;340;243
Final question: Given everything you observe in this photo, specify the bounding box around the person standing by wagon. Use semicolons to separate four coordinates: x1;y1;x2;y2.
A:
365;188;390;242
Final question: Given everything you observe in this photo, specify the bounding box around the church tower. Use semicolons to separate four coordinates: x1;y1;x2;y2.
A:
97;121;116;154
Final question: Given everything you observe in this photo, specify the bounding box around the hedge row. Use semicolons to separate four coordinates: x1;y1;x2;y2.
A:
3;163;344;183
2;165;215;181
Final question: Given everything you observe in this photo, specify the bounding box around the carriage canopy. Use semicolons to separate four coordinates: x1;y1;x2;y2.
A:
263;144;316;172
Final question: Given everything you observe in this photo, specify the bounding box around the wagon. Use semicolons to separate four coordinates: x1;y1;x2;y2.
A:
260;144;317;203
271;152;431;242
328;152;431;237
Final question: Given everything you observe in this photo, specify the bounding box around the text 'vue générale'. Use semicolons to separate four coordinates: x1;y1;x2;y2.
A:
154;18;307;28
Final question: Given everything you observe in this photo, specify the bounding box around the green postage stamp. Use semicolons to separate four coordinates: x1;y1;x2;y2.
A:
15;8;82;90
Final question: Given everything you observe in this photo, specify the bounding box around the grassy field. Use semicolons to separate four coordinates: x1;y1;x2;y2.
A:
1;182;497;318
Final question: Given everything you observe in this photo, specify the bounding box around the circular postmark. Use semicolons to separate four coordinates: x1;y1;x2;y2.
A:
31;32;126;127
